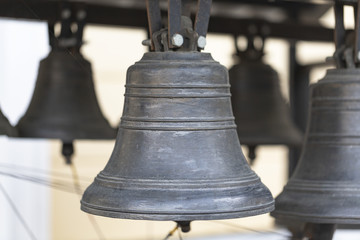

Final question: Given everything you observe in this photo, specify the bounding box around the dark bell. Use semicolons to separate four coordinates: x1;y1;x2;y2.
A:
81;52;274;221
0;108;16;137
229;60;303;147
16;49;116;142
272;68;360;224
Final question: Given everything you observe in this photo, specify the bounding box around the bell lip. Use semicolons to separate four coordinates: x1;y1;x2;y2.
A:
16;122;117;141
80;201;274;221
0;128;18;137
272;184;360;225
0;124;18;137
271;211;360;225
0;121;18;137
80;176;275;221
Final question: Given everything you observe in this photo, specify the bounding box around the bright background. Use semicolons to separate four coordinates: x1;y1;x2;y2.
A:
0;6;359;240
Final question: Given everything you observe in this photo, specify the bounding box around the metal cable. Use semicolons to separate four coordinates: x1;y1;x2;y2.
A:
0;183;38;240
70;163;106;240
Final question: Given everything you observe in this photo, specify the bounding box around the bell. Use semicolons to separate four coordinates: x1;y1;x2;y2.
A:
17;49;116;141
229;59;303;161
16;48;116;163
0;108;16;136
272;68;360;224
81;51;274;221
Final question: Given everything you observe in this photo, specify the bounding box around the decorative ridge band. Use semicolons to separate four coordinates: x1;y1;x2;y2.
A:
120;121;236;131
285;179;360;192
308;134;360;137
125;84;231;88
272;211;360;224
95;173;260;190
311;108;360;111
120;120;237;131
312;97;360;101
307;135;360;145
121;117;235;122
124;93;231;98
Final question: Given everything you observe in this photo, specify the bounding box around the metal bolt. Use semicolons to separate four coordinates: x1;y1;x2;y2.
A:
197;36;207;49
248;24;258;35
171;34;184;47
61;9;71;19
77;10;87;20
142;39;152;47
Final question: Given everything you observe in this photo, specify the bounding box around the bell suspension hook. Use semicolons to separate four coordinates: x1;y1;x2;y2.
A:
333;0;360;69
55;5;87;53
145;0;212;52
234;33;266;62
62;141;74;165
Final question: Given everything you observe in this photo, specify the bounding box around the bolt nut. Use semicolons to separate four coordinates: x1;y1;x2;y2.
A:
77;10;87;20
61;9;71;19
142;39;152;47
197;36;207;49
171;34;184;47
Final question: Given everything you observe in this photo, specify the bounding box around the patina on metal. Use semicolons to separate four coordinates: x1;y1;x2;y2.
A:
272;68;360;224
0;109;16;137
16;6;116;163
229;35;303;163
81;0;273;224
81;51;274;221
272;3;360;230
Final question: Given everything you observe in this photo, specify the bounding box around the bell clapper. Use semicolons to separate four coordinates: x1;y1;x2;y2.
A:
62;141;74;165
177;221;191;233
247;145;257;165
304;223;337;240
146;0;210;52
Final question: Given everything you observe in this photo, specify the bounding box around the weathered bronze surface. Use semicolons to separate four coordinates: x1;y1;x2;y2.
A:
16;49;116;142
229;60;303;146
272;68;360;224
0;108;16;136
81;52;274;221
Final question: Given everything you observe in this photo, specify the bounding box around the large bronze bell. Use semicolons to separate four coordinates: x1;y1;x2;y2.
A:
272;68;360;224
16;49;116;142
81;51;274;221
0;108;16;136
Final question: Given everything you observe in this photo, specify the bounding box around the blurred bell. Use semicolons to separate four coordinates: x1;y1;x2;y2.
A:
0;108;16;136
229;36;302;163
272;68;360;224
81;52;274;221
17;49;116;142
17;14;116;163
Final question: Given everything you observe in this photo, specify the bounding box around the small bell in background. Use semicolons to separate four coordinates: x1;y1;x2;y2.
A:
16;7;116;164
0;108;16;137
229;35;303;164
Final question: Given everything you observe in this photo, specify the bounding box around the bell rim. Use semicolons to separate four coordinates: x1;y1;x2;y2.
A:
80;200;274;221
271;210;360;225
16;121;117;141
272;184;360;224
